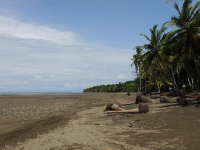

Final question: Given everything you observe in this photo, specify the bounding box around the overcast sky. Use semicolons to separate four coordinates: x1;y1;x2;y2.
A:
0;0;196;92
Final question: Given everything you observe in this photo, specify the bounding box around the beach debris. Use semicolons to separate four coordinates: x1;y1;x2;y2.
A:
177;97;200;106
104;101;135;111
127;91;130;96
129;121;134;127
135;94;152;104
160;96;170;103
135;119;141;121
104;101;122;111
107;103;149;114
120;102;135;105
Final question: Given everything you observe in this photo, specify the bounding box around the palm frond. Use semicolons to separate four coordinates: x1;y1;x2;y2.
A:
190;10;200;25
139;34;151;42
182;0;192;12
190;1;200;17
164;29;182;42
174;2;181;15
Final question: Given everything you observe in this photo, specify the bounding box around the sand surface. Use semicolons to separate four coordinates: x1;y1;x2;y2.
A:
0;93;200;150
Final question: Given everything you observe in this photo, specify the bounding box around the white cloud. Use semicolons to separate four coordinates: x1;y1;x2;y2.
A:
45;87;56;90
35;76;42;79
118;74;128;79
0;16;133;92
0;15;82;45
64;83;72;87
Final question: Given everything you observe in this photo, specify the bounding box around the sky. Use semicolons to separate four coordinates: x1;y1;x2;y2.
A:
0;0;197;92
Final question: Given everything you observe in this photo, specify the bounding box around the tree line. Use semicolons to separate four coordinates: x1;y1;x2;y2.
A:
83;80;137;92
84;0;200;93
83;78;175;93
132;0;200;93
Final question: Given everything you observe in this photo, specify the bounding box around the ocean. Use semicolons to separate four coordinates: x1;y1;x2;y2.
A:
0;92;84;95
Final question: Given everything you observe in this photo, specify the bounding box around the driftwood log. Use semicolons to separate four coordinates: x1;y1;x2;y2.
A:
160;96;170;103
104;101;122;111
135;95;152;104
177;97;200;106
104;101;135;111
107;103;149;114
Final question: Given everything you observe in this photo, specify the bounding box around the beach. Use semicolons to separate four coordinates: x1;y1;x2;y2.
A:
0;93;200;150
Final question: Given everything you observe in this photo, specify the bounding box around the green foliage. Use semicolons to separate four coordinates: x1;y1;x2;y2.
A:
83;80;138;92
132;0;200;93
85;0;200;94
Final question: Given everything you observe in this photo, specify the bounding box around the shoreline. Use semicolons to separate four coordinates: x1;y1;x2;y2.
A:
0;93;200;150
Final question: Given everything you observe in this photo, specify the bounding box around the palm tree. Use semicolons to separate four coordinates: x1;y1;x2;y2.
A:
164;0;200;76
140;24;181;92
131;46;143;93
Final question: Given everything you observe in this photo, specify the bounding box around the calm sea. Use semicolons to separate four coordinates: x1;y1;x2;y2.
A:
0;92;84;95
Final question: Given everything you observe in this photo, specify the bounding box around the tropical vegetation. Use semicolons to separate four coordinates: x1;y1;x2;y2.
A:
84;0;200;93
132;0;200;93
83;80;137;92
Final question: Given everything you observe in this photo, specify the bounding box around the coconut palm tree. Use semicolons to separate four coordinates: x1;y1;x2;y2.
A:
131;46;143;93
140;24;181;91
164;0;200;76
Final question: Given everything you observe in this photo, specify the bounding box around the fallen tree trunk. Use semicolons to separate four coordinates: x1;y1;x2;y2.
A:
107;103;149;114
177;97;200;106
104;101;122;111
120;102;135;105
104;101;135;111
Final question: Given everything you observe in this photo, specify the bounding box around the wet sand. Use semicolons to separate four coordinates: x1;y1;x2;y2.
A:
0;93;200;150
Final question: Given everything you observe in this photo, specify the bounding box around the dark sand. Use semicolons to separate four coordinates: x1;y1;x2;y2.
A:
0;93;200;150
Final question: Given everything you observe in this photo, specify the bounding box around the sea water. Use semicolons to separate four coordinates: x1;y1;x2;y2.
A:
0;92;85;95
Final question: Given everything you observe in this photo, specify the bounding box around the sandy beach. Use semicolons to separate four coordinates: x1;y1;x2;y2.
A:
0;93;200;150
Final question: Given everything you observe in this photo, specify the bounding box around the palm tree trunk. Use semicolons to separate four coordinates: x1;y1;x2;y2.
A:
145;79;146;93
170;65;180;91
190;40;200;76
166;65;180;92
140;73;141;93
155;79;160;92
197;76;199;94
187;76;193;92
191;76;194;93
137;74;139;93
164;83;165;92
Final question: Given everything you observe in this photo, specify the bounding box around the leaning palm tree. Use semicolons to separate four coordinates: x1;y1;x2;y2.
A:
140;24;180;91
164;0;200;76
131;46;143;93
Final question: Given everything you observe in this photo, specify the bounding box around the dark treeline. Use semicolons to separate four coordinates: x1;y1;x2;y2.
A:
83;74;199;93
83;80;137;93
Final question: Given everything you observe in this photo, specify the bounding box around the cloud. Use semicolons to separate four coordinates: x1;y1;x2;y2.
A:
118;74;128;79
64;83;72;87
0;15;82;45
35;76;42;79
45;87;56;90
0;16;133;92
